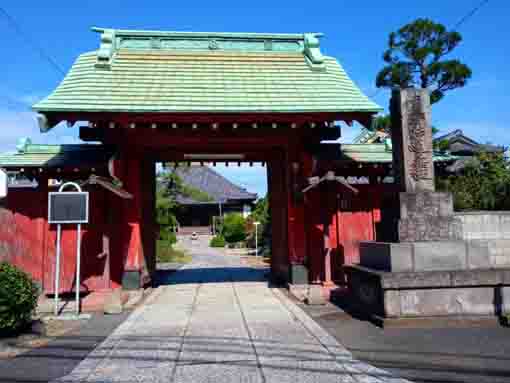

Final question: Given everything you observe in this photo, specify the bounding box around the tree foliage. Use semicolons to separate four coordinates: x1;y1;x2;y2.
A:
246;196;272;256
376;18;472;104
156;167;214;229
437;152;510;211
369;114;439;137
221;213;247;243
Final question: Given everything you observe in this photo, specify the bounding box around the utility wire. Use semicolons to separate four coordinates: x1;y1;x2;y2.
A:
453;0;490;29
0;6;65;76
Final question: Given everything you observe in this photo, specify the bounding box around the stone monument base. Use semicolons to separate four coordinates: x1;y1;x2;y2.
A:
349;239;510;319
345;265;510;318
359;240;507;272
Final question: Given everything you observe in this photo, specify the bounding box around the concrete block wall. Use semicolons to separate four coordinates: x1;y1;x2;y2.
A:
457;212;510;268
457;212;510;240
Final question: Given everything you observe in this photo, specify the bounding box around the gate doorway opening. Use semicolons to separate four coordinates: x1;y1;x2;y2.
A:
154;159;268;260
126;144;291;287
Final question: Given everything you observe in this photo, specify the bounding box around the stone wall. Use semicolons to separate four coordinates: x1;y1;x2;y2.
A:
456;212;510;240
456;212;510;268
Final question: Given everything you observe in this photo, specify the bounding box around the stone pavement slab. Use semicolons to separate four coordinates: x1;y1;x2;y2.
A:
52;246;411;383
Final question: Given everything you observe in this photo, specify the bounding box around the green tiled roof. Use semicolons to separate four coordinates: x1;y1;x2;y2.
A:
0;138;456;169
0;138;112;168
33;28;381;124
340;143;457;163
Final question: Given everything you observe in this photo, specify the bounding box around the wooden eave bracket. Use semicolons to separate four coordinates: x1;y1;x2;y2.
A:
302;171;359;194
81;175;133;199
36;113;50;132
36;113;63;133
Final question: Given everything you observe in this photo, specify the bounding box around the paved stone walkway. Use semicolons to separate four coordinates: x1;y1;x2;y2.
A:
55;247;411;383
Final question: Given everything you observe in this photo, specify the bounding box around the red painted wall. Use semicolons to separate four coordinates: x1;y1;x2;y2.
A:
306;184;398;284
0;186;122;294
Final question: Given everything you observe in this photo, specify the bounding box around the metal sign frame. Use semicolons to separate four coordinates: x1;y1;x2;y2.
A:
0;168;7;199
48;191;89;224
49;182;88;317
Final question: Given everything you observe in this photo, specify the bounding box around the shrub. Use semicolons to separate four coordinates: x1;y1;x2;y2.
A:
159;227;177;245
222;213;247;243
437;152;510;211
210;235;226;248
0;262;38;335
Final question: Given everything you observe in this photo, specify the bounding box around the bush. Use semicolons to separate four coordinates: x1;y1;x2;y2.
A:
210;235;226;248
222;213;247;243
159;227;177;245
437;152;510;211
0;262;38;335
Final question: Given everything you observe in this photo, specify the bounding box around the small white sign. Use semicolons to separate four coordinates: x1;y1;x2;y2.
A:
0;168;7;199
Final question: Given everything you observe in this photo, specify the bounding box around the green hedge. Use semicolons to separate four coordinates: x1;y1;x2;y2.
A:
210;235;226;248
0;262;38;335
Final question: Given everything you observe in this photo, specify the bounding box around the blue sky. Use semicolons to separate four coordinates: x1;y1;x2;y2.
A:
1;0;508;197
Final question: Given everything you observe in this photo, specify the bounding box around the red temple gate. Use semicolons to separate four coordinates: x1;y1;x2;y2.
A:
0;28;386;298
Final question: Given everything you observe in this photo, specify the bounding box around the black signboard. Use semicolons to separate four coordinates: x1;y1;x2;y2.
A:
48;192;89;224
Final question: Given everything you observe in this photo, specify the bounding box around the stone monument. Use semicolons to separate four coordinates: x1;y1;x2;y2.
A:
345;88;510;321
390;87;435;193
391;88;462;242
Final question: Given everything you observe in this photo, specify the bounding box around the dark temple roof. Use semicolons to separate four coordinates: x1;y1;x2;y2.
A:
433;129;503;155
170;165;257;205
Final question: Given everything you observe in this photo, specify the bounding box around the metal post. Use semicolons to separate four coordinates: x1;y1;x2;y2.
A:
254;221;260;257
54;224;62;316
255;224;258;257
75;223;82;315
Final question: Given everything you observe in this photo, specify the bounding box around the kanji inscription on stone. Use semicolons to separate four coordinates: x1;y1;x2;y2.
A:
391;88;435;192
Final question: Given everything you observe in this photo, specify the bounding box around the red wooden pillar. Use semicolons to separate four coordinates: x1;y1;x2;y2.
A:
306;187;324;284
120;154;153;288
286;146;313;284
267;151;289;284
322;185;337;287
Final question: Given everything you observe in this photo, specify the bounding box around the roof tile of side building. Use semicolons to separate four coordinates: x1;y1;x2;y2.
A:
0;138;457;170
338;143;457;163
0;138;112;169
33;28;381;125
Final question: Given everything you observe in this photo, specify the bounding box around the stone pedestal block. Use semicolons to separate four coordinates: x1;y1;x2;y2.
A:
345;265;510;318
289;264;309;285
360;240;492;272
359;242;413;272
400;191;454;219
398;192;462;242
